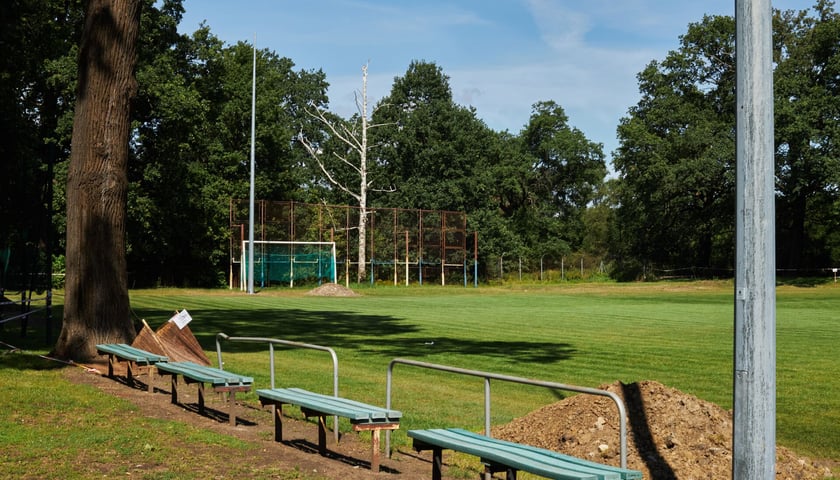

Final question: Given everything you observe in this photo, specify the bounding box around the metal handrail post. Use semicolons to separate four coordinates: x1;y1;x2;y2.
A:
386;358;630;469
484;376;491;437
215;333;341;442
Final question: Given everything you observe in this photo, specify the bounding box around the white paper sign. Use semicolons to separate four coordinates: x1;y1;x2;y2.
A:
169;309;192;329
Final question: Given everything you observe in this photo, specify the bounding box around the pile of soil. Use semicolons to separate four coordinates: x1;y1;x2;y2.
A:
306;283;359;297
493;380;833;480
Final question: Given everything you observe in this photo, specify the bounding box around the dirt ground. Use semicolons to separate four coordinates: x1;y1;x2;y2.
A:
306;283;360;297
493;380;835;480
66;361;429;479
66;361;836;480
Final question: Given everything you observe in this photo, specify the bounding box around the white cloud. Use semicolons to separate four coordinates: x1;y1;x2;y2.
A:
524;0;592;50
181;0;830;162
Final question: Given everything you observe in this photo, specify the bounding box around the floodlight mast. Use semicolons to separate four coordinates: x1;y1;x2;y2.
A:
247;36;256;295
734;0;775;478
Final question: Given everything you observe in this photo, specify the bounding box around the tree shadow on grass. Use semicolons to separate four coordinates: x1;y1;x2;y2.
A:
354;337;575;364
0;350;65;372
135;306;575;365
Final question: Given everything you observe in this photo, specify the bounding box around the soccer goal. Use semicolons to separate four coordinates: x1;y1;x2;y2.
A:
240;241;337;290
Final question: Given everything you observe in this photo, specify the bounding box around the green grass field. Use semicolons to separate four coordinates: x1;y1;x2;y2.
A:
2;281;839;477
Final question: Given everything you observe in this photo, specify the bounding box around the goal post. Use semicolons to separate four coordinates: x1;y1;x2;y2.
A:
241;241;337;290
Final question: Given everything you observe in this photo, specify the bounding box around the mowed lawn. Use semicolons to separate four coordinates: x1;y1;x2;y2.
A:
123;281;839;461
2;280;838;472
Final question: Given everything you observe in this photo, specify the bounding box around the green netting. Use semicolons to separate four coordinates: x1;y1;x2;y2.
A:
242;242;336;287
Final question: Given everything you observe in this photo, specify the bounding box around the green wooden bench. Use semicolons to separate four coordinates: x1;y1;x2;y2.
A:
95;344;169;393
257;387;402;472
156;361;253;425
408;428;643;480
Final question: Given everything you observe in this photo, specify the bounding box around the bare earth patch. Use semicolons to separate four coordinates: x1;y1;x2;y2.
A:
306;283;360;297
68;362;836;479
66;361;427;479
493;380;834;480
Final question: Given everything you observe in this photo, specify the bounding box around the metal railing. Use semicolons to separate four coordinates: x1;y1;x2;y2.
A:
385;358;630;469
0;291;53;341
214;333;340;442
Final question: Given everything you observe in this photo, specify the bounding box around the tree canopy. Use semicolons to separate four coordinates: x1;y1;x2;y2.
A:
3;0;838;290
612;1;840;278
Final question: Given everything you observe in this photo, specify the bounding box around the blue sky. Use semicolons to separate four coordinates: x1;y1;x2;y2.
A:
178;0;819;161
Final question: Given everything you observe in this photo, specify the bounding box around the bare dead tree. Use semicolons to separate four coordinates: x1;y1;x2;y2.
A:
299;63;394;283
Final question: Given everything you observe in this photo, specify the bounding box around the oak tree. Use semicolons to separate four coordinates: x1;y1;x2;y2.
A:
55;0;142;360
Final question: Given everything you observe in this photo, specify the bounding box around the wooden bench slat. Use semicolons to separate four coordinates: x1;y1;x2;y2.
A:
409;428;642;480
442;428;640;480
453;430;623;480
156;361;253;386
95;344;168;364
409;429;601;480
95;344;168;393
155;361;252;426
484;431;643;480
257;387;402;423
257;387;401;472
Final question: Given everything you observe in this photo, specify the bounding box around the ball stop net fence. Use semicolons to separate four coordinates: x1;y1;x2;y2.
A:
240;241;337;289
231;200;470;288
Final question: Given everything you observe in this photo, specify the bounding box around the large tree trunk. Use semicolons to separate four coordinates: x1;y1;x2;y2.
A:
54;0;142;361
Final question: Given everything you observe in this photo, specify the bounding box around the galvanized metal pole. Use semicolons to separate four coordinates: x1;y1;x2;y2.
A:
734;0;775;478
247;37;256;295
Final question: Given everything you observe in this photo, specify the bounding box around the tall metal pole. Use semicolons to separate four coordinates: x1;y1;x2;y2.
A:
247;37;256;295
734;0;775;478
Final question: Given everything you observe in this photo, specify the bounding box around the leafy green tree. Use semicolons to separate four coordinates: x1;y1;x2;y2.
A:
0;0;81;290
613;2;839;278
370;62;606;277
477;131;532;262
612;15;737;277
773;0;840;269
371;61;509;276
127;22;329;286
372;61;496;213
581;180;617;259
127;4;214;286
520;101;606;257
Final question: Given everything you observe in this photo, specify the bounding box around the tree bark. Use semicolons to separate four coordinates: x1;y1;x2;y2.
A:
54;0;142;361
356;65;369;283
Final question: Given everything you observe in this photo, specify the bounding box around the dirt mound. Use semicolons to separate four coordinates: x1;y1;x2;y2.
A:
493;380;831;479
306;283;359;297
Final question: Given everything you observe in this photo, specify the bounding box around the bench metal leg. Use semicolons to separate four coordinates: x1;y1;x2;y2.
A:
107;354;116;378
317;415;327;456
169;375;179;404
485;463;517;480
197;382;205;415
431;447;443;480
126;362;135;388
273;404;284;442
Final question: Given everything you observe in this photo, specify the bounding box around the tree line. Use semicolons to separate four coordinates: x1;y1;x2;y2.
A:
2;0;838;291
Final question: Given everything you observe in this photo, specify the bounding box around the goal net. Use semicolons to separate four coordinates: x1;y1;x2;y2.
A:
241;241;337;289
